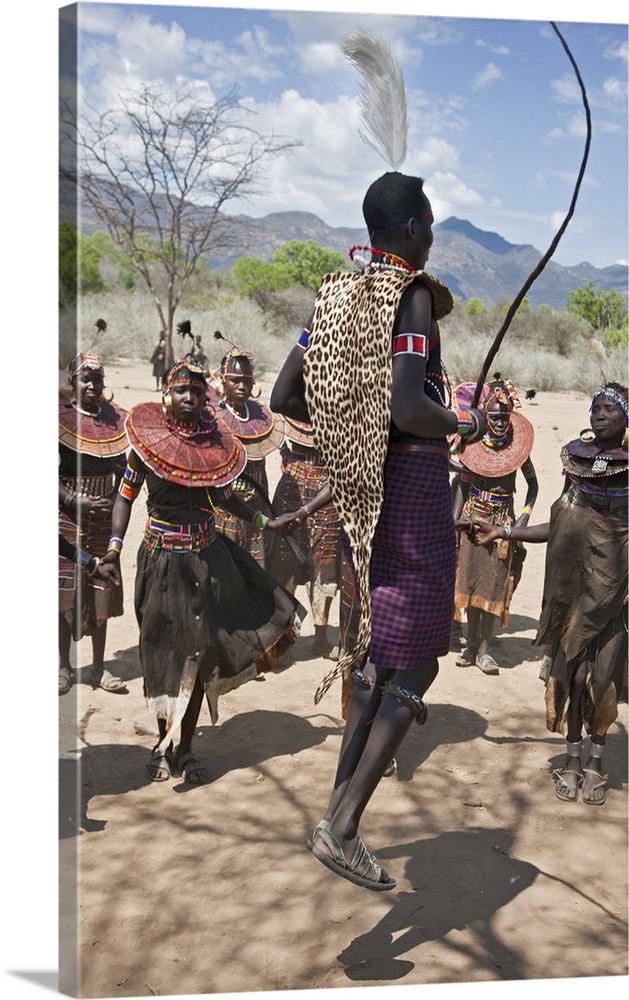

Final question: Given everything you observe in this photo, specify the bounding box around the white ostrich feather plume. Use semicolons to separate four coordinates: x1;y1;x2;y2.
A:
343;28;408;170
587;337;608;382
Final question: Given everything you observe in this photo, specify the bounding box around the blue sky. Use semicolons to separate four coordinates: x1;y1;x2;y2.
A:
63;1;628;268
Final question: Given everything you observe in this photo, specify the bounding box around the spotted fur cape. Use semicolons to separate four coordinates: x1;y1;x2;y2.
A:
303;267;453;702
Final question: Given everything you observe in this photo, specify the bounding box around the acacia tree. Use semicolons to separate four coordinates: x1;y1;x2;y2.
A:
61;84;297;363
567;281;627;333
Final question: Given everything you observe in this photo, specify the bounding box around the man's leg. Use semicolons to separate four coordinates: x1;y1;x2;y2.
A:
314;658;438;877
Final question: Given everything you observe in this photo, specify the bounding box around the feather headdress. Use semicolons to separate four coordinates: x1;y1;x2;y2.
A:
343;29;408;170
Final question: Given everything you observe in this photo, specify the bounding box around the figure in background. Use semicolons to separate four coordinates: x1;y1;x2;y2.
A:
208;339;285;569
192;335;208;374
473;381;628;805
150;333;166;391
59;352;128;695
452;378;538;674
266;415;342;658
103;356;304;785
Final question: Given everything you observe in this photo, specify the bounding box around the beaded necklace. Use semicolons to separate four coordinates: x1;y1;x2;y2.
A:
222;399;250;422
71;399;102;418
166;415;214;439
349;245;416;274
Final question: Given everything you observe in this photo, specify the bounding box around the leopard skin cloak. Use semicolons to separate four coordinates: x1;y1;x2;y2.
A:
303;267;453;702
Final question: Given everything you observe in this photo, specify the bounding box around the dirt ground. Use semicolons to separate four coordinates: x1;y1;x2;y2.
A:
57;360;627;999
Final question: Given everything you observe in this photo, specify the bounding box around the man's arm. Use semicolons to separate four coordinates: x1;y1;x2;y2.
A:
270;316;314;421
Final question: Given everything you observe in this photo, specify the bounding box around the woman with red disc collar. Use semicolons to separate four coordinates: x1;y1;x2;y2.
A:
208;342;285;568
452;377;539;675
59;352;128;695
103;356;304;785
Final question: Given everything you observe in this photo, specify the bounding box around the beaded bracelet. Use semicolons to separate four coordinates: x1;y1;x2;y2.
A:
458;411;479;438
522;505;532;516
107;536;124;554
253;512;269;530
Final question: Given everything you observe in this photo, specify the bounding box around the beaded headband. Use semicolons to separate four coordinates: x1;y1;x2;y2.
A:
68;351;104;380
162;356;208;392
220;347;254;376
591;384;629;421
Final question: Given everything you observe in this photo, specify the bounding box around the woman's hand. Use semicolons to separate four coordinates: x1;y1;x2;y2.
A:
265;512;301;535
99;549;122;585
75;495;114;519
472;521;502;546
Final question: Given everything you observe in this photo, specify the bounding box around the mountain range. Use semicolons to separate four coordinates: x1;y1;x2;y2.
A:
216;210;628;311
62;174;627;311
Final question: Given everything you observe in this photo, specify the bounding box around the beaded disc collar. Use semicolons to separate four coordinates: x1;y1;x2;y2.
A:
59;388;128;458
125;401;246;487
561;438;629;479
283;415;316;448
206;386;286;460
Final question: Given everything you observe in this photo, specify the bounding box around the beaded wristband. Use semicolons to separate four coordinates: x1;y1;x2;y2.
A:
76;548;94;571
458;411;478;438
253;512;269;530
522;505;532;516
107;536;123;554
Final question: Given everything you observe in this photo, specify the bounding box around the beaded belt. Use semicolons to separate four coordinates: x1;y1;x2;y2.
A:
144;516;216;553
61;474;116;497
469;486;512;505
288;449;323;465
389;441;450;457
231;477;257;503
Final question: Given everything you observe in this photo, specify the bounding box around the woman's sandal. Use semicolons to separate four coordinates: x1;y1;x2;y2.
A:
174;751;209;786
456;644;478;668
90;667;127;692
59;666;73;696
553;766;582;802
476;653;500;675
581;767;609;806
310;824;396;891
146;746;174;782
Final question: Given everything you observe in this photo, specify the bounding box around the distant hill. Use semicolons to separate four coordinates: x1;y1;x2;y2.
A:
61;176;627;310
215;211;627;311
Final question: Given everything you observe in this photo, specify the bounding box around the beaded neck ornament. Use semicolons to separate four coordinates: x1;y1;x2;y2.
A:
349;244;416;274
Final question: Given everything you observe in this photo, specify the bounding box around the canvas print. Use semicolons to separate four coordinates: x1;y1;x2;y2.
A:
58;2;628;998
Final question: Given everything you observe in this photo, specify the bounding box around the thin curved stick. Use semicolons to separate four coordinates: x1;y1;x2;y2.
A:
471;22;592;407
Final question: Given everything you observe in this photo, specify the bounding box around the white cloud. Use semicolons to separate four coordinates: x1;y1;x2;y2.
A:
551;74;582;104
472;62;503;91
604;37;628;65
603;76;628;102
475;38;510;55
424;171;485;219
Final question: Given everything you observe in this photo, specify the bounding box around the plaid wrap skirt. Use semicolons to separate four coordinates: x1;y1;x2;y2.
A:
369;449;456;669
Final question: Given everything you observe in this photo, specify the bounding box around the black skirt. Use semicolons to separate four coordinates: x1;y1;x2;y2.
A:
134;532;305;723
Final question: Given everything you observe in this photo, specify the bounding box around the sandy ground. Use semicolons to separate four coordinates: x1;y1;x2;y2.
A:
57;360;627;999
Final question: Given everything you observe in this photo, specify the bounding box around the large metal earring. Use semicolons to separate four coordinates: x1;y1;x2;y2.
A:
103;385;114;402
251;382;262;399
162;391;173;415
579;427;596;444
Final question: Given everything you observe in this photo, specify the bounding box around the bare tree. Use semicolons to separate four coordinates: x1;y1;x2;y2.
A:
61;84;298;363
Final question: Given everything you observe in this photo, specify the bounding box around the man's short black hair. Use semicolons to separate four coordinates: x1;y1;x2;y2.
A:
362;171;430;237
